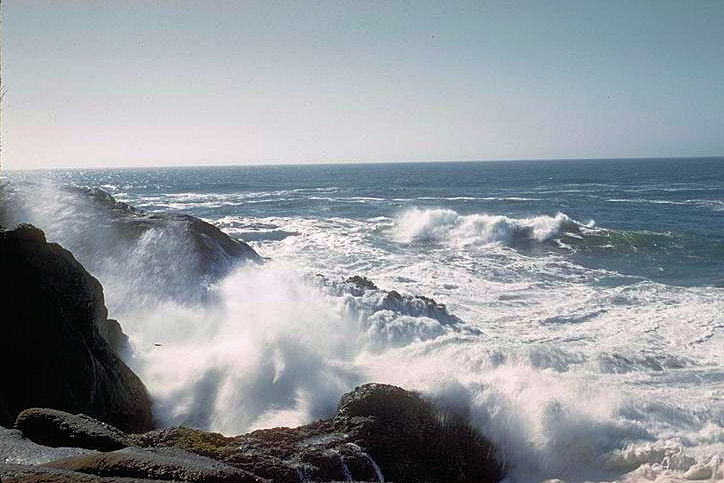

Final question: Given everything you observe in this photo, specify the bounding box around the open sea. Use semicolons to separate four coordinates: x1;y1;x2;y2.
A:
4;157;724;482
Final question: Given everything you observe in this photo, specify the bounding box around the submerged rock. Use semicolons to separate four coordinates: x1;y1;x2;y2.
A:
0;224;154;433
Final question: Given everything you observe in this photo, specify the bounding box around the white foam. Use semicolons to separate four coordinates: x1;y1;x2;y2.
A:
392;207;579;246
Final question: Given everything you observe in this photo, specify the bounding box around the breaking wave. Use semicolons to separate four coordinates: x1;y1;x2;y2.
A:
392;207;592;246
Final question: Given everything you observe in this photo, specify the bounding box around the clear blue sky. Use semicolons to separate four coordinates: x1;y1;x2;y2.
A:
2;1;723;169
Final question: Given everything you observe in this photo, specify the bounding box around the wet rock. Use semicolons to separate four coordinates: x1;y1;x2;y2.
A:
66;186;262;285
335;383;504;483
345;275;378;292
139;421;373;482
328;274;466;327
379;290;463;325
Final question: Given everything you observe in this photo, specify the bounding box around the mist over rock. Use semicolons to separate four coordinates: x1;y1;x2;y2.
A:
341;275;465;325
311;274;481;352
70;186;261;271
0;183;261;305
0;224;154;433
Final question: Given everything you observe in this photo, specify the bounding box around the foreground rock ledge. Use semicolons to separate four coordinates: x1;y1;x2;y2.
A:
4;384;504;482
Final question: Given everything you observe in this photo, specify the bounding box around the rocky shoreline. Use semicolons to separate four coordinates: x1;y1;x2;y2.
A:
0;217;504;482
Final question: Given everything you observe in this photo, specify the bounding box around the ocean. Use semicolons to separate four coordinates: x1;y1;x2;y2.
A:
4;157;724;481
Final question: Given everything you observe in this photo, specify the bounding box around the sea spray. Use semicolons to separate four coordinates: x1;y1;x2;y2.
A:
392;207;587;246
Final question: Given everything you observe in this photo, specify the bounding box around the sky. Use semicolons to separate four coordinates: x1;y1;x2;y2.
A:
2;1;724;169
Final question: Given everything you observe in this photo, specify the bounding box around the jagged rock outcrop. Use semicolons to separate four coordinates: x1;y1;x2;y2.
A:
343;275;465;325
0;224;154;433
8;384;503;482
313;274;482;352
139;383;503;482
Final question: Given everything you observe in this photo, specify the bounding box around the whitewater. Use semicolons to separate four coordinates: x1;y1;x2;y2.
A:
3;158;724;482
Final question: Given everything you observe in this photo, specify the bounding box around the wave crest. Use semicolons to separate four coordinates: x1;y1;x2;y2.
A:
393;207;589;246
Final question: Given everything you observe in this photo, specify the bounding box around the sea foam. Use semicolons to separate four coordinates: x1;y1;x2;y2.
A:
393;207;589;246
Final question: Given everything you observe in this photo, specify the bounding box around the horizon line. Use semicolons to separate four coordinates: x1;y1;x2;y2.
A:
3;154;724;172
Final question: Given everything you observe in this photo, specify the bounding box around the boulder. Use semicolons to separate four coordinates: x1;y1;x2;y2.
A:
14;408;134;451
0;224;154;433
335;383;503;483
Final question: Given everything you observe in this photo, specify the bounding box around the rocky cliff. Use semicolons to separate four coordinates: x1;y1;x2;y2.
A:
0;224;154;433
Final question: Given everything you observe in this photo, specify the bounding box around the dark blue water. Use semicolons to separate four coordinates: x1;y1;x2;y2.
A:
41;157;724;287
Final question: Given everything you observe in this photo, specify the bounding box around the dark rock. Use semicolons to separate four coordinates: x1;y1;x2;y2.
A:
14;408;134;451
0;225;154;433
335;383;504;483
43;446;266;482
139;421;369;482
345;275;378;291
135;426;237;461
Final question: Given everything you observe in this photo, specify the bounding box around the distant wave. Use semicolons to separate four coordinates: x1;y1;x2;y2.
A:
607;198;724;211
392;207;592;246
416;196;541;202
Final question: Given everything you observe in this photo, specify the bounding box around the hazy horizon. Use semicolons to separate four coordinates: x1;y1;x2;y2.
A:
5;154;724;173
3;1;724;169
